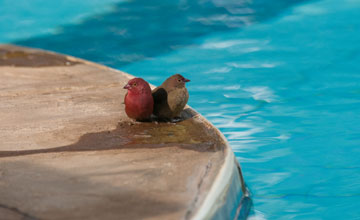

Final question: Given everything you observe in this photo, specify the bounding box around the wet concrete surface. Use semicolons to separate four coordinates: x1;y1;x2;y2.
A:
0;45;227;220
0;45;79;67
0;114;224;158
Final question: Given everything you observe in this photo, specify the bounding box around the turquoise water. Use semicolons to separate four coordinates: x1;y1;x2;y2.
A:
2;0;360;219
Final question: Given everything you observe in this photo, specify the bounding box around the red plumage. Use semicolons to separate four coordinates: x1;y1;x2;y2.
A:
123;78;154;121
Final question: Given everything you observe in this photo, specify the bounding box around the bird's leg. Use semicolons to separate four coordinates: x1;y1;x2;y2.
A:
152;115;171;123
170;117;183;123
136;118;152;123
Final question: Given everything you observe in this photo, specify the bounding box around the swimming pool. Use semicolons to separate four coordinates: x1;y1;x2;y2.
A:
2;0;360;219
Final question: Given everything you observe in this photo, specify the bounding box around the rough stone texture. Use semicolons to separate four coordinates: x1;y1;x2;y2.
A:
0;45;227;220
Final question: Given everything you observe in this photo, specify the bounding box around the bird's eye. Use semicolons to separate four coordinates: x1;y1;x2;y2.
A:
178;79;182;82
133;83;137;86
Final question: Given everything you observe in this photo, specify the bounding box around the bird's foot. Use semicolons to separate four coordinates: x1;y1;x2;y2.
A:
170;117;183;123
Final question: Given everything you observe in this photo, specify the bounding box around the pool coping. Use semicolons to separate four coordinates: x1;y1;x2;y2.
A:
61;47;252;219
65;48;252;219
0;44;251;220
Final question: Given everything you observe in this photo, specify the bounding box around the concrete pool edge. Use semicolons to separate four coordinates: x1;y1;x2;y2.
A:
66;47;253;219
79;51;252;220
64;47;253;219
0;44;251;220
190;115;251;220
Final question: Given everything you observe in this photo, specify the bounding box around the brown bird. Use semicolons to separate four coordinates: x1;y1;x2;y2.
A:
124;78;154;121
152;74;190;121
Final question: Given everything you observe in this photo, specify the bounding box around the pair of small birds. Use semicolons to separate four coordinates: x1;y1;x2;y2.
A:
123;74;190;121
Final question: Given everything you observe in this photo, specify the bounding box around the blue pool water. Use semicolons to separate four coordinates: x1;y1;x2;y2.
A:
2;0;360;219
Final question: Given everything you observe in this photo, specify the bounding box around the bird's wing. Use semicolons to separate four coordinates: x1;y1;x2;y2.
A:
152;87;170;117
152;87;167;104
167;88;188;112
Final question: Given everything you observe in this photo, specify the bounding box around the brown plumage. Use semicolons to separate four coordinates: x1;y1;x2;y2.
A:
152;74;190;120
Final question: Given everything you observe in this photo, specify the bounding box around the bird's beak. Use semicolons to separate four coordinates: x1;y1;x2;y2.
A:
183;78;190;83
123;84;131;89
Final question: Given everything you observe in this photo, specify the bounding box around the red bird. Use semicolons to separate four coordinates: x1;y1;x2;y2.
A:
123;78;154;121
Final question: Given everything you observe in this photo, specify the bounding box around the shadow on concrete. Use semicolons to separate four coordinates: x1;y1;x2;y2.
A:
0;160;183;220
14;0;309;68
0;109;223;158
